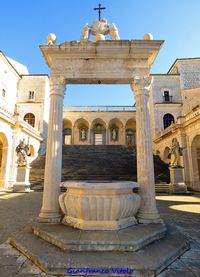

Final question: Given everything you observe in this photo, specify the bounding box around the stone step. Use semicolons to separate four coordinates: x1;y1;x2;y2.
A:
9;224;189;276
30;145;170;185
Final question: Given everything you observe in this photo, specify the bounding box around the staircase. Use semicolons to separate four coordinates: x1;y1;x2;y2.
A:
30;145;170;189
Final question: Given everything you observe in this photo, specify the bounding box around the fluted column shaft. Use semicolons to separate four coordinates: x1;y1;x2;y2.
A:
131;76;161;223
38;77;66;222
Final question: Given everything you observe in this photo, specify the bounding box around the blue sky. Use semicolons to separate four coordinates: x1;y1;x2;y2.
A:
1;0;200;105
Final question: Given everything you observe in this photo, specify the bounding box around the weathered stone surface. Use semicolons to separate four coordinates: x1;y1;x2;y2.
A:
32;222;166;252
9;225;189;276
59;181;141;231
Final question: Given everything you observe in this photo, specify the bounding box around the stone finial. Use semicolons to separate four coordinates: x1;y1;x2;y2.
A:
80;23;90;42
47;33;56;45
143;33;153;40
110;23;120;40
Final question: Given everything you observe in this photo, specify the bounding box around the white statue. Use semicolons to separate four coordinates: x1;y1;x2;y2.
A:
80;128;87;141
111;128;118;141
80;23;90;42
91;18;109;42
47;33;56;45
16;139;30;167
110;24;120;40
169;138;182;167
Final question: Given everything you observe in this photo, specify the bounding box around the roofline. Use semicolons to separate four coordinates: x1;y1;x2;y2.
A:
0;50;21;78
21;74;49;77
168;57;200;74
151;74;180;77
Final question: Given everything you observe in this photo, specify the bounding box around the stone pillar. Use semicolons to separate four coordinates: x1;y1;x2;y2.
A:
38;76;66;223
131;76;161;224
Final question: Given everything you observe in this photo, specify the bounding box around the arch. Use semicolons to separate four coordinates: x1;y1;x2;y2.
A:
163;113;175;129
63;118;72;129
73;118;90;144
63;119;73;145
108;118;124;144
24;113;35;127
125;118;136;147
0;132;9;188
91;118;106;129
163;146;170;164
125;118;136;130
91;118;107;145
190;135;200;190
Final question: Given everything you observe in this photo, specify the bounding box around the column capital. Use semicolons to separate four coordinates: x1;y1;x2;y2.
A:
130;76;152;95
50;76;66;97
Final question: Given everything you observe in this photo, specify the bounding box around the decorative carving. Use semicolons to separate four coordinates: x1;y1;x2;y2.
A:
110;24;120;40
79;127;88;142
80;23;90;42
91;18;109;42
131;76;152;93
59;181;141;230
47;33;56;45
16;139;30;167
111;127;119;141
169;138;183;168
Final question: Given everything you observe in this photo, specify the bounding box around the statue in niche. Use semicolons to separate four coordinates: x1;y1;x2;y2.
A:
111;128;118;141
110;24;120;40
80;128;87;142
169;138;183;168
16;139;30;167
80;23;90;42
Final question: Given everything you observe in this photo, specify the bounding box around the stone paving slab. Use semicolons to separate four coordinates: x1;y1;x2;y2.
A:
32;222;166;252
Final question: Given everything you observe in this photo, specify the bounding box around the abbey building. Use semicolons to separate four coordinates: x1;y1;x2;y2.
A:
0;50;200;191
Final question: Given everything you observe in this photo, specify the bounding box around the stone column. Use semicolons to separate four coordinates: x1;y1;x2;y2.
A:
38;76;66;223
131;76;161;224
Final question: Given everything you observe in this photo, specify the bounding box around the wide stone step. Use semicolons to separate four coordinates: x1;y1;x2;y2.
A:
9;224;189;276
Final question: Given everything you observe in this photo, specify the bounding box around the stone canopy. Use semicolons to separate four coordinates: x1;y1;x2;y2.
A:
40;40;164;84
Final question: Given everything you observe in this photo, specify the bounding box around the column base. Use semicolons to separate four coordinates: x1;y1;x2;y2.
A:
137;211;164;225
37;210;61;224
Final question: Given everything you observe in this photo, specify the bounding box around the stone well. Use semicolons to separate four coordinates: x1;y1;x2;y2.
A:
59;181;141;230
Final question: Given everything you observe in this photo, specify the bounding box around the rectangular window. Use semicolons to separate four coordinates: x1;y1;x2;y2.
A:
28;91;35;100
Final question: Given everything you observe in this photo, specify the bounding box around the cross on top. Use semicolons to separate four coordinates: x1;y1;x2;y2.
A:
94;2;106;21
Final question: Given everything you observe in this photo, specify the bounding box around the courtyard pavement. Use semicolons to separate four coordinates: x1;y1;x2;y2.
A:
0;191;200;276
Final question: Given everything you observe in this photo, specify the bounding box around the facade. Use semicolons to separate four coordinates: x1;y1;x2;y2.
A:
0;51;49;189
0;50;200;191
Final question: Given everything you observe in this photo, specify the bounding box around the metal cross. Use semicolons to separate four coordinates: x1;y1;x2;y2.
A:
94;2;106;21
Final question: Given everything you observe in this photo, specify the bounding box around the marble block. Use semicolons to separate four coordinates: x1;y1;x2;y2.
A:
59;181;141;230
169;167;188;194
13;166;31;192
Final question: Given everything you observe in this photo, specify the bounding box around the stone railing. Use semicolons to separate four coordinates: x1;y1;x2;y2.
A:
63;106;136;112
0;104;14;117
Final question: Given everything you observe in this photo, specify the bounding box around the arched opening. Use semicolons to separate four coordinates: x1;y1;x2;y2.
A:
108;118;124;144
91;118;106;145
74;118;89;144
163;113;175;129
0;132;8;188
29;145;35;158
63;119;72;145
24;113;35;127
125;118;136;147
163;146;170;164
191;135;200;190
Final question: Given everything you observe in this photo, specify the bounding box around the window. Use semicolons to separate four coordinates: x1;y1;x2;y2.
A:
2;88;6;97
24;113;35;127
28;91;35;100
163;113;175;129
164;91;169;101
